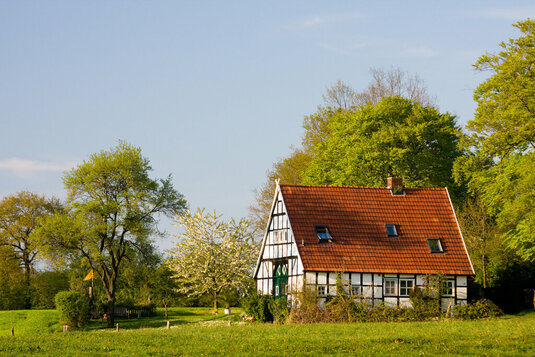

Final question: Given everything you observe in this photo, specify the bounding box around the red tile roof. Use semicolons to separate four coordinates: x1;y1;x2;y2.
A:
280;184;474;275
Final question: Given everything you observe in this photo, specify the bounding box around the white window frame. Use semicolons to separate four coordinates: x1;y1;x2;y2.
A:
317;285;326;296
384;278;397;296
443;280;454;297
399;279;414;296
350;285;362;296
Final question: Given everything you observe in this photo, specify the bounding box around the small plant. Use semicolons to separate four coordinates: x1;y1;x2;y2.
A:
454;299;503;319
269;297;290;324
55;291;89;328
242;289;274;322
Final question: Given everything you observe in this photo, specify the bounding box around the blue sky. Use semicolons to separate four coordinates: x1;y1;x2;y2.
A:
1;1;534;250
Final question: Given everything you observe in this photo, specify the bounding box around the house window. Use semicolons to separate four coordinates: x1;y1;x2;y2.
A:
350;285;361;296
317;285;326;296
443;280;454;296
315;225;332;242
399;279;414;296
384;278;397;296
427;238;444;253
385;223;398;237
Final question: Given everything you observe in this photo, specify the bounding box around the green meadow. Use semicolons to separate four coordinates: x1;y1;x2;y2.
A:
1;308;534;356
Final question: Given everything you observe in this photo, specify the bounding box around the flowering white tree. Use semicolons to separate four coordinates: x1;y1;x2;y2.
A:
168;209;258;312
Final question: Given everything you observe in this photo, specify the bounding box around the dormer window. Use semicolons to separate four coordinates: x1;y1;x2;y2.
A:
427;238;443;253
385;223;398;237
315;225;332;242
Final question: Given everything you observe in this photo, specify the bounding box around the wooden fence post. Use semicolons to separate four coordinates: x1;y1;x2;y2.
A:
116;323;119;332
166;321;170;329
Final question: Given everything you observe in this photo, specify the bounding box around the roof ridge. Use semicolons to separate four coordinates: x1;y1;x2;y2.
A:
279;184;446;191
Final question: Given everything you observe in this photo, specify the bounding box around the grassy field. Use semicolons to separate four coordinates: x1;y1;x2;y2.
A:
1;308;534;356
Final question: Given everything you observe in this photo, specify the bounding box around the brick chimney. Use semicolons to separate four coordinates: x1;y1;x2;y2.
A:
387;177;404;195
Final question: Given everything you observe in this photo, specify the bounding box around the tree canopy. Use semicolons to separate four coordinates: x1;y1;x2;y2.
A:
0;191;60;307
38;141;186;327
249;68;439;233
168;209;257;312
303;97;461;190
454;19;535;262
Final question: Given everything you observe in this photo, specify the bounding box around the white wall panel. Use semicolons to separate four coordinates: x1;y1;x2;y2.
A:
384;297;397;307
399;298;411;308
362;273;372;285
457;286;467;299
416;275;425;286
305;272;316;284
456;275;467;287
328;273;337;285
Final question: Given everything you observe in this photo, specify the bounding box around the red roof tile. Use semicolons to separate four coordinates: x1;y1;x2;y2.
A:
280;184;474;275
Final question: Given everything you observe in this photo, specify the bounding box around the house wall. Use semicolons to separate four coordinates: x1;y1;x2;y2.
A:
306;271;469;308
255;189;304;296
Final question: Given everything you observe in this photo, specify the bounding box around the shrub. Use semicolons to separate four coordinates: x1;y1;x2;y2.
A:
55;291;89;328
454;299;503;319
242;290;274;322
269;297;290;324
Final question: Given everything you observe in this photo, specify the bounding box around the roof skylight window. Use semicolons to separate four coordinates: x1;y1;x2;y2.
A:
427;238;444;253
385;223;398;237
315;225;332;242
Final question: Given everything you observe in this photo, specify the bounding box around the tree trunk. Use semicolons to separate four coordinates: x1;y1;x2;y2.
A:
482;253;487;289
213;291;218;313
164;302;168;320
107;296;116;328
23;254;32;309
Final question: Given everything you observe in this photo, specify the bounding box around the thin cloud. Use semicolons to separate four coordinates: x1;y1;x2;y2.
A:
287;13;365;30
0;158;74;174
403;47;439;58
479;8;535;20
316;41;368;55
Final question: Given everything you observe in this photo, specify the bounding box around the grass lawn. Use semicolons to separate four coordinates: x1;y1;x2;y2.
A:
0;308;534;356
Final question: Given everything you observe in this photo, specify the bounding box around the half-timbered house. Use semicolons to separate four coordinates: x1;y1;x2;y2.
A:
253;177;474;308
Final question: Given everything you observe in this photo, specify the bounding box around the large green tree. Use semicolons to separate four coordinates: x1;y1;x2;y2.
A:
250;68;437;232
303;97;461;190
0;246;26;310
0;191;60;307
168;209;257;312
454;20;535;262
39;142;186;327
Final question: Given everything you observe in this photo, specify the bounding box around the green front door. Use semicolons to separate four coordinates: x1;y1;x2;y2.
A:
273;261;288;299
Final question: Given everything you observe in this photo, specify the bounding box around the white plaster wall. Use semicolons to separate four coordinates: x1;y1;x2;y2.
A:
362;273;373;285
456;275;467;287
328;273;337;285
317;272;327;285
399;298;412;308
305;272;316;284
457;286;467;299
441;298;455;310
416;275;425;286
384;297;397;307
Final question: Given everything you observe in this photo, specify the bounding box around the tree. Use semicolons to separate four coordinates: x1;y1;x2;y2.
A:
454;20;535;262
0;245;26;310
303;96;461;191
457;199;502;288
38;142;186;327
322;80;358;110
150;264;180;320
0;191;60;307
354;68;435;107
168;209;257;312
249;68;436;231
248;149;311;233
